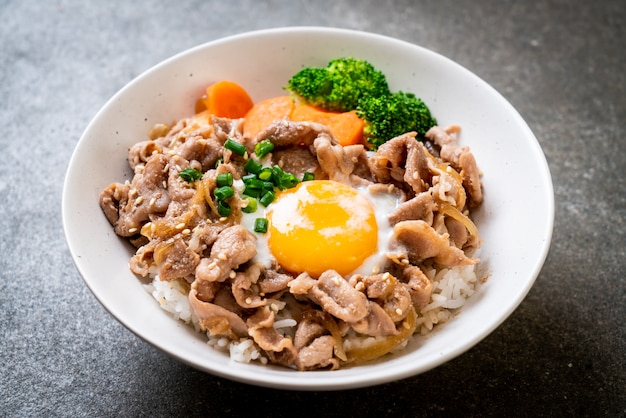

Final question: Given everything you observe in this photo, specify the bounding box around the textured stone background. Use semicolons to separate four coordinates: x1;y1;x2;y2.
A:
1;0;624;416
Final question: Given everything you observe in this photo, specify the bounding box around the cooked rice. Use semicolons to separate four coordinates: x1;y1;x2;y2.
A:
144;260;480;365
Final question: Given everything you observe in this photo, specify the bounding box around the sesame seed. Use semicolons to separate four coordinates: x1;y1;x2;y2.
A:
355;282;365;292
175;222;185;230
371;265;380;274
134;196;144;205
395;308;403;315
182;228;191;235
149;197;156;207
207;261;217;270
229;270;236;279
270;303;279;311
218;253;227;261
402;321;411;330
219;217;227;222
412;171;419;180
162;181;167;189
382;272;391;280
128;228;137;234
245;297;252;304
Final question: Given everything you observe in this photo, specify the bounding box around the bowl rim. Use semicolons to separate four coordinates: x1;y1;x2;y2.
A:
62;26;555;390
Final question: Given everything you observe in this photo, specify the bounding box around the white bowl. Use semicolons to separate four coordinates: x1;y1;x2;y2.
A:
62;27;554;390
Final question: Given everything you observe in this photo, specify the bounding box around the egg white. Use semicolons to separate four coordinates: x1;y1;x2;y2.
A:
236;178;402;277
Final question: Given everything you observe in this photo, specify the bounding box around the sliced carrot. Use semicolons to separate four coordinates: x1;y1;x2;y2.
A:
291;103;364;146
202;80;254;119
243;95;295;140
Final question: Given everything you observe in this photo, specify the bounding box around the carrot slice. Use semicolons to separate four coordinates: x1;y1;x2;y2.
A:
202;80;254;119
243;95;295;140
291;103;364;146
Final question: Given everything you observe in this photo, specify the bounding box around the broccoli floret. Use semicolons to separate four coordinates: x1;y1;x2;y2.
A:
357;91;437;149
286;57;437;149
286;57;389;112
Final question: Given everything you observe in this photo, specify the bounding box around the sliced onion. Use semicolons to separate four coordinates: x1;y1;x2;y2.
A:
345;306;417;364
438;202;481;240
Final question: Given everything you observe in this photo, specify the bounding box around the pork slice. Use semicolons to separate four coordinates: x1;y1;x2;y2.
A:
272;147;320;180
388;191;435;226
288;271;370;323
177;134;223;172
157;237;200;282
188;287;248;338
258;269;293;295
295;335;339;371
101;153;172;237
210;116;244;145
351;272;412;323
404;140;431;193
390;220;478;267
368;133;411;184
128;239;155;277
459;151;483;208
294;319;326;350
350;301;398;337
312;133;371;184
231;263;267;309
444;216;469;249
254;119;330;148
195;225;257;283
426;126;482;207
128;140;162;169
99;181;129;227
401;265;433;311
247;307;297;367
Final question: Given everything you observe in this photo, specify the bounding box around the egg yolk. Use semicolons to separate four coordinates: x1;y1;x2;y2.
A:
267;180;378;277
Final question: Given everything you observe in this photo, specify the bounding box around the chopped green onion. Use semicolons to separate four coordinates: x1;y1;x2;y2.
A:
261;181;275;192
217;200;231;217
278;172;299;190
214;186;234;201
179;168;203;183
216;172;233;187
302;172;315;182
254;218;269;233
241;197;258;213
244;158;263;174
270;165;284;181
214;157;223;168
259;190;275;207
243;185;261;198
258;167;273;181
224;138;246;156
254;139;275;158
243;176;264;189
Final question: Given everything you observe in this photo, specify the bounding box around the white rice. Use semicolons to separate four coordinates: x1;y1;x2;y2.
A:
143;276;200;331
144;261;480;365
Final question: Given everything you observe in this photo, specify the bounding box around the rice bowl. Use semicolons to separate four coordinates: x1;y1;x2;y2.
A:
62;27;554;390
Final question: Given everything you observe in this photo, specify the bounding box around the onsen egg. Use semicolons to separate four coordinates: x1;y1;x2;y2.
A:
266;180;381;277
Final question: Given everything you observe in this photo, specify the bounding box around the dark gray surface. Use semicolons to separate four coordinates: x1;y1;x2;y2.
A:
1;0;624;416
